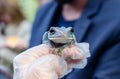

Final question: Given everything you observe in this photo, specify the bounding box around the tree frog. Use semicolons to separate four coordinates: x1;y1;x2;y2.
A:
43;27;76;54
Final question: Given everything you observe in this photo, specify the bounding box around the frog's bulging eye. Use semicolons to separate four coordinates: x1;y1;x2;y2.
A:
70;29;74;32
49;29;56;34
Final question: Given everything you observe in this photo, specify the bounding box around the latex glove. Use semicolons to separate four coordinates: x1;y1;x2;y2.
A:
62;43;90;69
13;44;68;79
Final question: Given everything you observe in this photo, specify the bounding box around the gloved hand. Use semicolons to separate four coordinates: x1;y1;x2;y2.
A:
13;43;90;79
13;44;68;79
62;43;90;69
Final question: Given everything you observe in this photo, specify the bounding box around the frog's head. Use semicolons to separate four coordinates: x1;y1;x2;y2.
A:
48;27;75;44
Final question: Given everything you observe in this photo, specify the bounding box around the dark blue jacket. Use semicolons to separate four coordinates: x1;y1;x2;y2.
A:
30;0;120;79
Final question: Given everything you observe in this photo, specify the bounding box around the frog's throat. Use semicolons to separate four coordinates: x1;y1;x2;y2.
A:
51;43;70;55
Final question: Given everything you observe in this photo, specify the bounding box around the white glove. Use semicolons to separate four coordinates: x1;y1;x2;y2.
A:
13;43;90;79
62;43;90;69
13;44;68;79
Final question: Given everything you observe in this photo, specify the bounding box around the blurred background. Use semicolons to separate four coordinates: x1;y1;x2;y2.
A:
0;0;51;79
0;0;120;79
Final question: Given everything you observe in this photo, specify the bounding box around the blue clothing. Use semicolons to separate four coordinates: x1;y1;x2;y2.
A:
0;72;11;79
56;13;76;27
0;74;9;79
30;0;120;79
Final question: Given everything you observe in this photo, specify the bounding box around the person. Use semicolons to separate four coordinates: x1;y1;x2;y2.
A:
0;0;31;73
13;0;120;79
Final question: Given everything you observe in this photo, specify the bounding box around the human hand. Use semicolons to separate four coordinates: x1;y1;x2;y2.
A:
13;44;68;79
61;43;90;69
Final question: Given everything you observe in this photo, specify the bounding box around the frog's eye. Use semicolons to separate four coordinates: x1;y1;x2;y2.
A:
49;29;55;34
70;29;74;32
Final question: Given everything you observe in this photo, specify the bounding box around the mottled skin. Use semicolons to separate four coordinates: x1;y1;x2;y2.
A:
43;27;76;54
43;27;76;47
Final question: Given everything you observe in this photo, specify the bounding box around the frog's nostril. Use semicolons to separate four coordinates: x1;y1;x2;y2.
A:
63;33;67;37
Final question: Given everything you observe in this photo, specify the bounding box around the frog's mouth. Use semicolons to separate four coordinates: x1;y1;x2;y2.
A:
50;41;66;48
49;37;73;48
49;37;73;44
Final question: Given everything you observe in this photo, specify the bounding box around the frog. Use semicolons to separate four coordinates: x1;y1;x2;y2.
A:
42;27;76;55
42;27;90;70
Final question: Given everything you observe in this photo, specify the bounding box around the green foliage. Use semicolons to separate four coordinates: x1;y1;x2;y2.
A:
18;0;39;23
